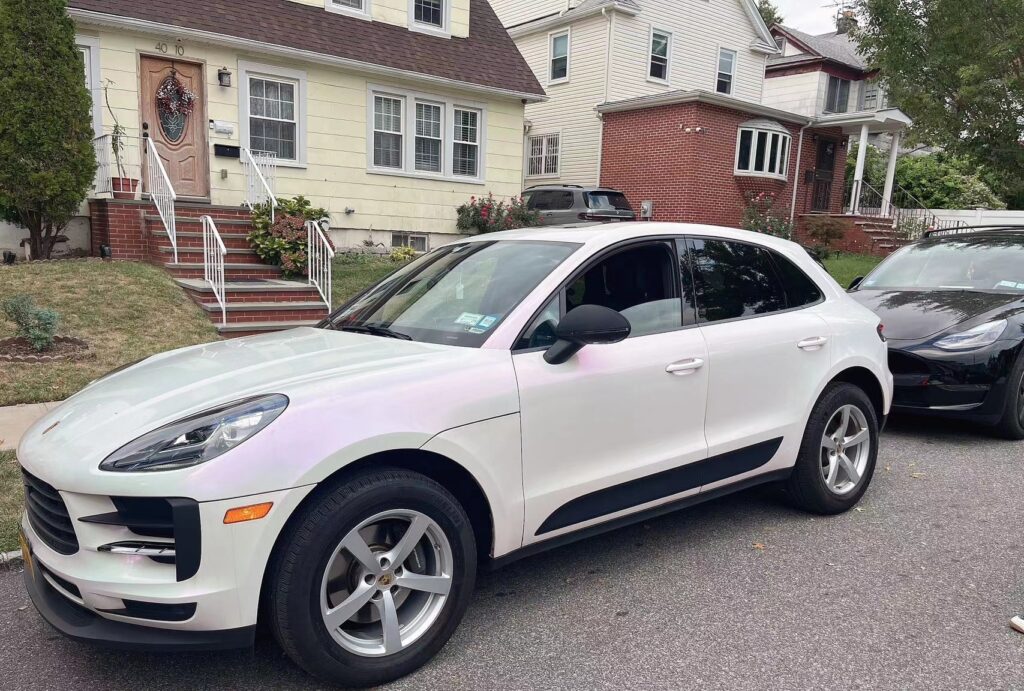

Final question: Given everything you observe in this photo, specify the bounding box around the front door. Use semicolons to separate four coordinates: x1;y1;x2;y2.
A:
514;240;710;544
139;56;209;199
812;138;837;212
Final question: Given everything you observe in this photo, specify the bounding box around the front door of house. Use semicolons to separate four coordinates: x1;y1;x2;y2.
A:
140;56;209;199
811;138;837;212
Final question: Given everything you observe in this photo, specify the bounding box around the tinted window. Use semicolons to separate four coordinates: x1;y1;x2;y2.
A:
860;236;1024;293
769;251;823;307
585;191;632;211
689;239;787;322
525;190;575;211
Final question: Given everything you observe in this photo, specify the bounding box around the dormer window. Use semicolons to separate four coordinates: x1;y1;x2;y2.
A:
411;0;448;34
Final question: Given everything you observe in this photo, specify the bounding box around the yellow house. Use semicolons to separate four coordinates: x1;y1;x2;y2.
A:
68;0;545;252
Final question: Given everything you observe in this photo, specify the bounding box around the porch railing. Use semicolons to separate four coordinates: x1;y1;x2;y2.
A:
843;178;959;241
91;134;143;199
306;219;335;308
202;215;227;326
242;148;278;222
92;135;113;197
144;137;178;263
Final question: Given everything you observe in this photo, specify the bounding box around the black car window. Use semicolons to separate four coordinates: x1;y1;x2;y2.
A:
526;190;575;211
689;238;787;322
769;250;823;308
585;191;632;211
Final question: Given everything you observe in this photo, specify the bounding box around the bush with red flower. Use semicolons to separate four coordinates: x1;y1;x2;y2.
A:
456;193;541;234
740;191;793;239
248;196;329;278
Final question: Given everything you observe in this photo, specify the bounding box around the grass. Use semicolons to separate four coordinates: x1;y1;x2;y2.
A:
331;255;409;305
0;260;219;407
824;253;882;289
0;450;21;553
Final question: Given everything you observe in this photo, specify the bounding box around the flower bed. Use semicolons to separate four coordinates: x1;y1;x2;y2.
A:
0;335;91;363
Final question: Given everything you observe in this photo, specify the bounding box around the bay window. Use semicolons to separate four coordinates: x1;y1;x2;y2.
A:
735;122;791;180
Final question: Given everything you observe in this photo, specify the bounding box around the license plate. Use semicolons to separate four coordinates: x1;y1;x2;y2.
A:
18;528;34;578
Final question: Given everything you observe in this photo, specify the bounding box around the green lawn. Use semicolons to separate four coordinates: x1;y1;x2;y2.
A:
824;253;882;289
0;260;219;406
331;255;409;306
0;450;21;553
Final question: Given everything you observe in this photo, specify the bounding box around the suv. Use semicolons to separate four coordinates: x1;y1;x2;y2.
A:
522;184;636;226
19;223;890;687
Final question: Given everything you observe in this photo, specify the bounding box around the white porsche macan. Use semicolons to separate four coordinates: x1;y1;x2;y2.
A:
18;223;892;686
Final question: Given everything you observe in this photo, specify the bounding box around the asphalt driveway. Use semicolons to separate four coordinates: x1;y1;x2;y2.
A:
2;416;1022;689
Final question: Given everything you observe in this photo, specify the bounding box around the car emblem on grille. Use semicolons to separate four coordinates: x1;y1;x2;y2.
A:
42;420;60;436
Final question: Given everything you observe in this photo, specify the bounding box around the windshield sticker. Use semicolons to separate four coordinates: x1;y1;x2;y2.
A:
456;312;484;326
469;327;487;334
478;315;498;329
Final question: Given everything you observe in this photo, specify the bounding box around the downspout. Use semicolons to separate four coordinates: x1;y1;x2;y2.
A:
596;7;614;185
789;122;811;223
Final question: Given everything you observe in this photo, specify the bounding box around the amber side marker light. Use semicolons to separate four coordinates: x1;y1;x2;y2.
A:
224;502;273;524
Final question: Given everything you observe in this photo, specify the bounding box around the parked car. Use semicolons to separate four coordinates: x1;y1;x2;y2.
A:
848;225;1024;438
18;223;891;687
522;184;636;225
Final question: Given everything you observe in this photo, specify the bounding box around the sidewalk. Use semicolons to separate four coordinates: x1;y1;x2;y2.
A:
0;402;60;451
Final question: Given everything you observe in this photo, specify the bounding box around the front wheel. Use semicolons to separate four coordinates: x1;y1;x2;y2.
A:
787;382;879;514
994;354;1024;440
267;469;476;688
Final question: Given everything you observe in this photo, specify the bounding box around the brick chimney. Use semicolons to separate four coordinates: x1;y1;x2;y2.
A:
837;10;858;34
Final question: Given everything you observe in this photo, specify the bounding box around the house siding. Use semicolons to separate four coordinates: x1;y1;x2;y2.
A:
84;27;525;235
762;71;824;117
289;0;471;38
488;0;568;28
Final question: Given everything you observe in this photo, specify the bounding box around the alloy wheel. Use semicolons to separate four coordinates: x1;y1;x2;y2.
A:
820;404;871;496
1018;372;1024;427
320;509;453;657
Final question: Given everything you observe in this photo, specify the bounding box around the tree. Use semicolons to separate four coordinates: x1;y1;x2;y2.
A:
756;0;784;28
857;0;1024;208
0;0;95;259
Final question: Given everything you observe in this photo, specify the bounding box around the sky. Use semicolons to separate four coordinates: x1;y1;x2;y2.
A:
772;0;843;34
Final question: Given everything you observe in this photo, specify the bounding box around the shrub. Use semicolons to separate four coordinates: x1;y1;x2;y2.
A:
804;216;847;255
248;196;328;278
740;191;793;239
3;294;59;352
456;193;541;234
389;246;417;263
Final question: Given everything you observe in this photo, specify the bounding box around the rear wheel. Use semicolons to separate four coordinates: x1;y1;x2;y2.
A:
787;382;879;514
995;354;1024;440
267;469;476;688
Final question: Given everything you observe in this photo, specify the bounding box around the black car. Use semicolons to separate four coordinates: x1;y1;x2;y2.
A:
848;226;1024;438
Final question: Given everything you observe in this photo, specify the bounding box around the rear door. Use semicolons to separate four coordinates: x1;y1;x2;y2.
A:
525;189;577;226
685;237;833;489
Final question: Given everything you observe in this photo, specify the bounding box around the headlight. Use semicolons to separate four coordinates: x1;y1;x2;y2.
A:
100;394;288;472
933;320;1008;351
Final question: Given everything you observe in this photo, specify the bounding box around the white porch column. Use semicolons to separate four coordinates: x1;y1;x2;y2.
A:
851;123;871;215
881;131;902;217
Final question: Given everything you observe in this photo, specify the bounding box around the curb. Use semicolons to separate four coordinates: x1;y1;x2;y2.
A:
1;549;23;567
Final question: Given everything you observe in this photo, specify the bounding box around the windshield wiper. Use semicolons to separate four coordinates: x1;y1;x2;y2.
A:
338;324;413;340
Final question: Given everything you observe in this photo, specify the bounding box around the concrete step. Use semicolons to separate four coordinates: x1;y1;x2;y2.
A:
217;320;323;338
152;234;254;250
176;278;324;303
156;246;265;264
200;302;329;324
165;262;281;280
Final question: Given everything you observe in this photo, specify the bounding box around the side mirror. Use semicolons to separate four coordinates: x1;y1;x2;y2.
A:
848;276;864;291
544;305;631;365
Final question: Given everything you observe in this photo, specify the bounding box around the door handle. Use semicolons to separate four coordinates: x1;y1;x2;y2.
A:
798;336;829;351
666;358;705;375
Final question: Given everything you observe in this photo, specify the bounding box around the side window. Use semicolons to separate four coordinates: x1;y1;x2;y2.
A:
689;239;787;323
769;251;824;308
517;242;682;348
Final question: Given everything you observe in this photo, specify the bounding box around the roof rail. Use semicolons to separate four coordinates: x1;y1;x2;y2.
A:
524;184;584;190
923;224;1024;238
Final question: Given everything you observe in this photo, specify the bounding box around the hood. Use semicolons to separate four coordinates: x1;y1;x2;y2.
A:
19;328;470;462
849;290;1024;341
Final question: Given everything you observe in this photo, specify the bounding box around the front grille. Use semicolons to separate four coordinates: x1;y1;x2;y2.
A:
22;470;79;555
888;349;931;376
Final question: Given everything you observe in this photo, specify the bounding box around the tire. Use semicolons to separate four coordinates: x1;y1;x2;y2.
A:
995;353;1024;440
786;382;879;515
266;469;476;688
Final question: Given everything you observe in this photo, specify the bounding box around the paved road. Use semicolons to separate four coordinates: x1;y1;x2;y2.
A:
2;417;1023;690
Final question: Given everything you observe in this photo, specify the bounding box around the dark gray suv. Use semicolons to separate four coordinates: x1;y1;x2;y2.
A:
522;185;636;226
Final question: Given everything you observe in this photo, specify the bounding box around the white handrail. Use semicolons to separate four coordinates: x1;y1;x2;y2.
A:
201;215;227;326
144;137;178;263
92;135;113;197
242;148;278;222
306;219;335;309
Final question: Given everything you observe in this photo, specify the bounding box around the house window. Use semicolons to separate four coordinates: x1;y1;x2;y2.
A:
860;80;882;111
413;0;444;28
453;108;479;177
736;125;791;180
249;76;298;160
527;134;560;177
392;233;428;252
415;102;443;173
825;75;851;113
374;95;404;169
76;36;101;137
550;30;570;83
649;30;671;81
327;0;368;16
716;49;736;95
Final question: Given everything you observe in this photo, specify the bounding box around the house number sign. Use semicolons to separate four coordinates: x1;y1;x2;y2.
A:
154;41;186;57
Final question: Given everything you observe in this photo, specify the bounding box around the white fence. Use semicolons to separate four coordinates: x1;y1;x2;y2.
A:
928;209;1024;227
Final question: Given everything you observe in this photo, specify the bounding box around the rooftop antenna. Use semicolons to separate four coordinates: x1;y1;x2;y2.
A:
821;0;858;32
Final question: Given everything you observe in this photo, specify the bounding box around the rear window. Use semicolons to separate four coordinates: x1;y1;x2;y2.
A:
524;190;575;211
585;191;633;212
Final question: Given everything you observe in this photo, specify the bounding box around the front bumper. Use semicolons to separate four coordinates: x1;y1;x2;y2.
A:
19;477;314;650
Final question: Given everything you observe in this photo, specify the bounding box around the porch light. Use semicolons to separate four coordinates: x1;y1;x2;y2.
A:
217;67;232;88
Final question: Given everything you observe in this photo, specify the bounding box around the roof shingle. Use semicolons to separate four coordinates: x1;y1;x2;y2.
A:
770;25;867;71
68;0;545;97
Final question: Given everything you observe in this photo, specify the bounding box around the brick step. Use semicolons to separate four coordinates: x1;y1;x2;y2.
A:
176;278;325;303
155;246;265;264
158;203;253;220
151;233;254;250
217;320;323;338
200;302;329;324
145;214;253;229
165;263;281;280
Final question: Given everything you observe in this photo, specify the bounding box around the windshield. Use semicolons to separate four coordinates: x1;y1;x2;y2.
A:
585;191;633;212
326;241;579;347
860;236;1024;293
